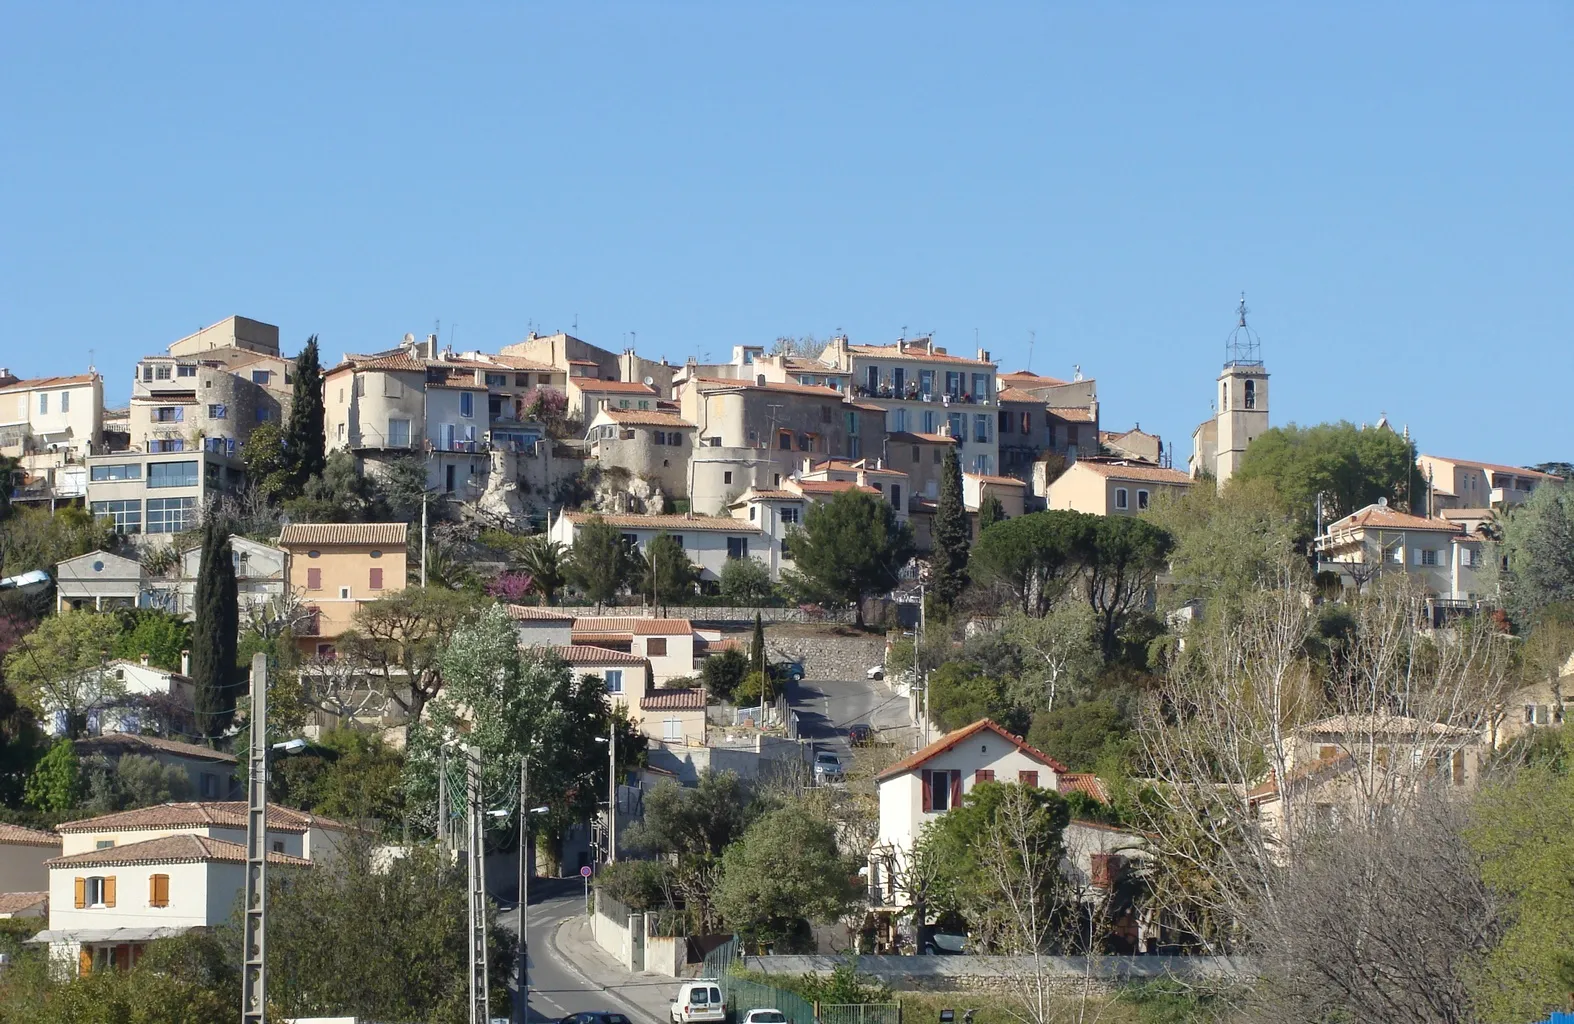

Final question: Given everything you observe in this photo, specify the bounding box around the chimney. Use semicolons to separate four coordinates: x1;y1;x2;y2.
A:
756;374;767;387
140;653;150;667
978;348;990;363
180;649;190;676
801;455;813;475
925;338;936;355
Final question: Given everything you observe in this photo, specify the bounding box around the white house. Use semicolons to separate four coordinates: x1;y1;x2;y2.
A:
507;605;576;646
726;488;808;578
547;510;767;585
74;733;238;801
44;656;197;739
868;718;1068;909
37;802;343;975
175;536;287;616
54;551;151;613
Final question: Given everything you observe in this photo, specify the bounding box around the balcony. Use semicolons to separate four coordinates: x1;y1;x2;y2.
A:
851;384;989;406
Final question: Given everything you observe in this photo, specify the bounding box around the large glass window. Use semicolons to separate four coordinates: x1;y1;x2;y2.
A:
147;461;199;489
460;392;474;417
154;406;183;423
155;364;172;380
146;497;197;534
387;418;411;447
90;500;141;534
89;464;142;482
176;365;196;378
604;670;624;694
974;414;991;443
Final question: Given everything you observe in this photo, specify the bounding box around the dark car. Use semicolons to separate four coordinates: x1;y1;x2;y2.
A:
773;660;806;683
562;1013;632;1024
848;723;874;746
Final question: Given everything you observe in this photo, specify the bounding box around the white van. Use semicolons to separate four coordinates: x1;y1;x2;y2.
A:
671;980;727;1024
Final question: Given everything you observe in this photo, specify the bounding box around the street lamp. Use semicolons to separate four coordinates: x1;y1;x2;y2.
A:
593;719;617;863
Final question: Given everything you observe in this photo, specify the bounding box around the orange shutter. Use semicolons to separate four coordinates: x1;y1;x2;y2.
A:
103;876;116;908
78;948;93;976
74;877;86;909
150;874;169;908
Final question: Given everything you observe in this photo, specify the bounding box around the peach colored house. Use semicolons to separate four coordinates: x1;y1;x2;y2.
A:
1042;458;1192;516
277;522;409;658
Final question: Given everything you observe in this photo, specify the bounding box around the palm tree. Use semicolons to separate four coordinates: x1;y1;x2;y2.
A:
518;536;568;606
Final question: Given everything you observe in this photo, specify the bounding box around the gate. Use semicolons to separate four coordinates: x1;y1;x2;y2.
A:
821;1005;902;1024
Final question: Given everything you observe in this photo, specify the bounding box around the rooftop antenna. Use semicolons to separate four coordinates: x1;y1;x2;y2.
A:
88;348;96;374
1224;292;1263;368
573;314;578;333
900;325;907;341
1026;330;1035;372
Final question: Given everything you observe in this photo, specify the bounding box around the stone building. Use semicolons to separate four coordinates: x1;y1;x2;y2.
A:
586;408;697;503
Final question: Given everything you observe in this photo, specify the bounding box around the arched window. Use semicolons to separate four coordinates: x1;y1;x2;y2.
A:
1244;380;1256;410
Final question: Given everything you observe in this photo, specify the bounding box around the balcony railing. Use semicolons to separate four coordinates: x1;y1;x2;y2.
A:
852;384;990;405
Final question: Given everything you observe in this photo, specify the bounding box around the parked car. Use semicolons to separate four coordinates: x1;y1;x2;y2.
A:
562;1014;632;1024
866;665;884;680
743;1011;789;1024
847;723;874;746
814;751;845;783
774;660;806;683
672;981;727;1024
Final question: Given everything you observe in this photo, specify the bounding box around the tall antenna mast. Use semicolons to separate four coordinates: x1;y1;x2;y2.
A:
1026;330;1035;371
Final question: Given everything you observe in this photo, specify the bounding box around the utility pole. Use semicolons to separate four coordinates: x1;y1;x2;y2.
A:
421;494;428;588
607;718;617;863
466;745;490;1024
515;754;530;1024
241;653;269;1024
437;745;448;851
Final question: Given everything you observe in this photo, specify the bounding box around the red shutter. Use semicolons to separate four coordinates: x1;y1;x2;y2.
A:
920;770;933;812
1019;770;1039;788
369;567;383;590
306;567;322;590
975;769;995;784
949;771;962;808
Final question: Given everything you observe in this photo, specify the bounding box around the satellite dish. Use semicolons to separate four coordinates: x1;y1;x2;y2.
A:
403;333;416;345
643;376;655;387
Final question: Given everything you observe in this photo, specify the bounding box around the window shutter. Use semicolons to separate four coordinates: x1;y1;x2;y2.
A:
1412;547;1422;565
104;876;116;908
150;874;169;908
949;771;962;808
1019;770;1039;788
307;568;321;590
920;770;933;812
1452;749;1465;786
976;769;994;784
79;948;93;977
369;567;383;590
74;877;86;909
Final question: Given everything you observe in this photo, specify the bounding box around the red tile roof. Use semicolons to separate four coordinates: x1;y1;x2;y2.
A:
279;522;409;546
569;380;657;395
792;479;882;496
1421;455;1563;481
692;377;845;399
75;733;236;764
810;459;908;477
996;387;1043;404
641;688;707;711
0;823;60;848
56;802;346;835
563;512;760;533
326;353;428;375
1327;505;1464;535
486;354;560;372
1047;407;1097;423
571;617;692;635
1073;461;1192;485
0;892;46;915
548;645;648;666
966;473;1027;487
505;605;576;622
886;431;958;445
47;834;310;869
876;719;1069;781
1058;773;1110;803
598;409;695;428
1000;370;1070;387
0;373;99;393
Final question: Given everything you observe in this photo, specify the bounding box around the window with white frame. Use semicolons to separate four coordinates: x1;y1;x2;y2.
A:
91;500;142;534
1115;488;1129;510
60;391;69;413
780;506;800;525
664;718;682;740
604;670;624;694
146;497;197;534
38;393;47;415
387;418;411;447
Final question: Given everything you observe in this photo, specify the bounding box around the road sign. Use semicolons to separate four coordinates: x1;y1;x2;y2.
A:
580;865;593;878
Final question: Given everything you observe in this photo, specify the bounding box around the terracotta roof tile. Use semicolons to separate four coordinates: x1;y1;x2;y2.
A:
641;688;707;711
569;380;657;395
0;823;60;848
1326;505;1463;534
692;377;845;399
1421;456;1563;481
279;522;409;546
487;354;560;372
563;512;760;533
0;373;99;394
547;645;648;665
56;802;346;835
598;410;695;428
966;473;1027;487
886;431;958;445
876;719;1069;781
1047;407;1097;423
505;605;576;622
1058;773;1110;803
1000;370;1070;387
847;343;995;367
571;617;692;635
791;479;882;496
47;834;309;869
810;459;907;477
0;892;46;915
996;387;1044;404
1073;461;1192;485
75;733;236;765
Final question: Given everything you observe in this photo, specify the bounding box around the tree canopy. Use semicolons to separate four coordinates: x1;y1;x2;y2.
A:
566;516;633;609
787;490;914;627
929;446;970;609
2;610;125;737
970;510;1098;617
284;334;326;496
635;532;699;613
715;803;859;951
337;586;484;721
1491;482;1574;628
1235;420;1423;530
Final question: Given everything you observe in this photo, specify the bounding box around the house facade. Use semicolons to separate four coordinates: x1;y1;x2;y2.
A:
0;822;62;895
0;371;104;509
1315;501;1480;604
1042;458;1192;516
74;734;238;800
84;450;243;542
586;408;696;502
548;510;766;586
1416;455;1561;513
277;522;409;658
55;551;149;612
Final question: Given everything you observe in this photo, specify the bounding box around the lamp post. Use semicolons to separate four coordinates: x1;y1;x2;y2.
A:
594;719;617;863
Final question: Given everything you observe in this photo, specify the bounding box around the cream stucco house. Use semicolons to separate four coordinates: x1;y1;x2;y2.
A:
1042;458;1192;516
1416;454;1561;513
0;370;104;509
278;522;408;659
0;822;62;895
1314;501;1483;608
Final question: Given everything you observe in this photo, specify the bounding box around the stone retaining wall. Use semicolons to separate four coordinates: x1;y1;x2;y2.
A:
744;954;1253;994
765;635;887;681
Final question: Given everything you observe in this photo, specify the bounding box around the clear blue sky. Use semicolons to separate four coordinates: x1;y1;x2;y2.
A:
3;4;1570;466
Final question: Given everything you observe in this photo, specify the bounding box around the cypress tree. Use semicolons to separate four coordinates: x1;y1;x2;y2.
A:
285;335;326;496
750;612;767;678
929;445;970;609
978;493;1006;533
191;516;239;740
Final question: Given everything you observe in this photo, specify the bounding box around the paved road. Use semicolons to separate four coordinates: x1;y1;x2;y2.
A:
788;675;913;760
499;878;660;1024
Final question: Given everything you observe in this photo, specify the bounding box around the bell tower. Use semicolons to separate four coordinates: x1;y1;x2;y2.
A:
1214;294;1269;482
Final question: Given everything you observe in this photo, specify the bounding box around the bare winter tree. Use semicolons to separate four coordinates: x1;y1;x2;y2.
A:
1139;570;1514;1022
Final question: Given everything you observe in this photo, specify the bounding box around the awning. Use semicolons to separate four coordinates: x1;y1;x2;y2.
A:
28;926;192;944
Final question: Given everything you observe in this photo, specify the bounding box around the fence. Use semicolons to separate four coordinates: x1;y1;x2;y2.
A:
821;1005;901;1024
